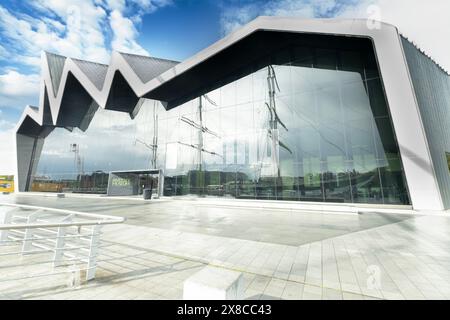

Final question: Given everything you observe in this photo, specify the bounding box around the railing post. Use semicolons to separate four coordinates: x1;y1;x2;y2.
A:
86;224;102;281
0;207;14;243
22;210;41;253
53;214;74;268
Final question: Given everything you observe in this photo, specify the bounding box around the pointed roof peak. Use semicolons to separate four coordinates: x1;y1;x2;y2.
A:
119;52;179;83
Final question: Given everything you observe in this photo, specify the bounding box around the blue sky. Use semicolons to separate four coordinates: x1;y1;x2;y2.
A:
0;0;449;134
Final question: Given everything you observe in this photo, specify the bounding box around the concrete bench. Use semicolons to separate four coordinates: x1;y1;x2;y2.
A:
183;265;244;300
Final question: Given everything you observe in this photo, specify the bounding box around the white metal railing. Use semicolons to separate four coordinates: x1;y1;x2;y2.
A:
0;202;125;283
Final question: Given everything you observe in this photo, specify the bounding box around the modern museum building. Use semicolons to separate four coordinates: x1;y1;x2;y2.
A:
13;17;450;211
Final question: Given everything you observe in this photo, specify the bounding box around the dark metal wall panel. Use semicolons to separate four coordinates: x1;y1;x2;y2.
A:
55;72;96;128
16;134;44;192
120;53;178;83
401;37;450;209
104;71;139;113
46;52;66;97
72;59;108;90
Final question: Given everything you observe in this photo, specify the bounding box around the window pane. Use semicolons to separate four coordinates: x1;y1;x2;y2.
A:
30;34;410;206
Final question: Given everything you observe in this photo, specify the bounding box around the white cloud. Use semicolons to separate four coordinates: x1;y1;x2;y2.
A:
0;4;108;66
0;109;15;174
0;70;40;111
133;0;173;14
0;119;14;131
220;3;260;36
105;0;126;12
0;44;9;60
220;0;450;71
220;0;346;35
0;71;40;98
109;9;149;55
108;0;173;52
0;0;172;128
27;0;111;63
0;126;15;174
0;0;173;69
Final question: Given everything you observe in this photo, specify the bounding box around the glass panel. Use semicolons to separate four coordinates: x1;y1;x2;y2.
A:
30;35;410;205
221;82;236;107
293;46;313;67
300;157;323;202
447;152;450;172
315;49;336;70
322;157;352;203
364;50;379;80
367;78;389;118
374;117;400;159
378;157;409;204
273;48;291;66
339;50;364;76
236;73;252;105
317;86;341;125
279;159;298;200
350;154;383;204
272;64;292;98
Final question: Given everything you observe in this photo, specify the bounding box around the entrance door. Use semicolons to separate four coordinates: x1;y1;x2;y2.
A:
138;174;159;196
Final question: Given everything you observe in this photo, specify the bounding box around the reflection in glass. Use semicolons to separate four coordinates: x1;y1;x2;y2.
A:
31;38;410;205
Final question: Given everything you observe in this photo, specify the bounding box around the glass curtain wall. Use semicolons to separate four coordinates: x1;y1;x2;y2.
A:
31;36;410;204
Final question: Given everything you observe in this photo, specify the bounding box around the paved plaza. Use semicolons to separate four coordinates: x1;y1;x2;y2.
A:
1;193;450;300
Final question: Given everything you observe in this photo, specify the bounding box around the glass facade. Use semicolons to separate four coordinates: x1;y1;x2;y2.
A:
30;36;410;204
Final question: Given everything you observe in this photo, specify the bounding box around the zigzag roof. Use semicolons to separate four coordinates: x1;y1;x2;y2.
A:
16;51;179;135
17;17;448;138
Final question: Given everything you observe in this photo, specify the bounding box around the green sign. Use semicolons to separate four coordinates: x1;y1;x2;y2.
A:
111;177;131;187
